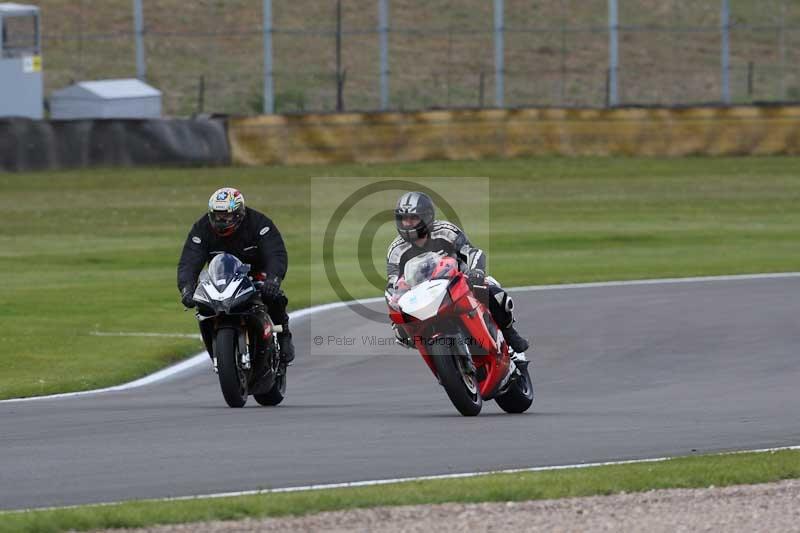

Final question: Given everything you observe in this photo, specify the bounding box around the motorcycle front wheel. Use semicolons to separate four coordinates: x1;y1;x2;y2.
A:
430;338;482;416
216;328;249;408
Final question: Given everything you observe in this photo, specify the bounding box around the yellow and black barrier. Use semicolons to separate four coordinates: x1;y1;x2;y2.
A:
229;106;800;166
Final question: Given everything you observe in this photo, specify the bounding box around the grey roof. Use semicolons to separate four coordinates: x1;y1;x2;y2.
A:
0;3;39;15
52;79;162;100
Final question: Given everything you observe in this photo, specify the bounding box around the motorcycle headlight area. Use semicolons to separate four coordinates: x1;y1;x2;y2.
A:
193;286;211;303
230;285;256;308
398;279;452;321
196;280;256;309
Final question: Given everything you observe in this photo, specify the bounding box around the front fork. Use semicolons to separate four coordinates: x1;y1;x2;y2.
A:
198;316;253;374
238;329;251;370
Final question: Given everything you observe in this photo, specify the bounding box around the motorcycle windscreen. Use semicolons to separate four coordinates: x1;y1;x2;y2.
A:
398;279;450;321
403;251;443;287
207;253;249;287
195;254;253;309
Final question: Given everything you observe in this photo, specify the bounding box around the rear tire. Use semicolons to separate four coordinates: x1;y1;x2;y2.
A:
495;363;534;414
430;338;482;416
216;328;248;408
254;371;286;406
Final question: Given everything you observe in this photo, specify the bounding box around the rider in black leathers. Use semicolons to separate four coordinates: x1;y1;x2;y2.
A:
386;191;530;355
177;187;295;363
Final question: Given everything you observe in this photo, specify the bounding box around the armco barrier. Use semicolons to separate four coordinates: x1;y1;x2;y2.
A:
0;118;230;172
228;106;800;166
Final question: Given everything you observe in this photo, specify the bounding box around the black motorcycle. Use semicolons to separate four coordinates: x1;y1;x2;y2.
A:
191;253;286;408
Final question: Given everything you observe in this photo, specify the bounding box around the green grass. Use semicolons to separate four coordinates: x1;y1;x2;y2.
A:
1;156;799;399
1;448;798;533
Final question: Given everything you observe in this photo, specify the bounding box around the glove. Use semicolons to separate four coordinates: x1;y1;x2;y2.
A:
467;268;485;287
181;285;196;308
386;278;410;310
261;275;282;299
393;324;413;348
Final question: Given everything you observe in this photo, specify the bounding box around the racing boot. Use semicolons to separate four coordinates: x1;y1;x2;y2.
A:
277;326;295;364
501;324;530;354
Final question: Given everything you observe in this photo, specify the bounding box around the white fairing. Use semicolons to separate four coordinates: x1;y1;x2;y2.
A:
202;278;244;300
398;279;449;321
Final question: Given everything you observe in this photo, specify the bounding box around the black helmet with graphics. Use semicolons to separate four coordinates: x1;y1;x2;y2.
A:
395;191;435;242
208;187;246;237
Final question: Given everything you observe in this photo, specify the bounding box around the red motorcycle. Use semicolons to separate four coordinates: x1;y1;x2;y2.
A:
388;251;533;416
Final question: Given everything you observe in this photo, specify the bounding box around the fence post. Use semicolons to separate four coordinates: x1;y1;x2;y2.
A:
493;0;504;107
720;0;731;104
378;0;389;110
779;0;786;100
607;0;618;106
133;0;146;80
479;71;485;108
198;75;205;114
262;0;274;113
336;0;344;111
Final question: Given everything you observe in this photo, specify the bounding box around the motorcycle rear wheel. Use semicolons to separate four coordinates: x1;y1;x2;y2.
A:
430;339;482;416
216;328;248;408
254;370;286;406
495;363;534;414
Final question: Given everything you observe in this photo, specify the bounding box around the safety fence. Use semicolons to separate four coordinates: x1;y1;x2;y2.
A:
35;0;800;116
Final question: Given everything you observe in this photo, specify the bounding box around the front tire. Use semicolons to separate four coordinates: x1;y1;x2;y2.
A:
495;363;534;414
430;337;482;416
216;328;248;408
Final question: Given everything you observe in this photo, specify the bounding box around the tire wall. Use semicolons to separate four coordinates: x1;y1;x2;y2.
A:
0;117;230;172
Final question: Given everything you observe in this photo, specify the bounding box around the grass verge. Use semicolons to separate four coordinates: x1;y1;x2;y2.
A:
1;448;798;533
1;156;799;398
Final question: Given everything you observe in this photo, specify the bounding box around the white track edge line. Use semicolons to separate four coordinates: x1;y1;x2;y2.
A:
90;332;202;339
3;445;799;514
3;271;798;404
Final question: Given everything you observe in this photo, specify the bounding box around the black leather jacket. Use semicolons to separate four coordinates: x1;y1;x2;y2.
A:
177;207;287;293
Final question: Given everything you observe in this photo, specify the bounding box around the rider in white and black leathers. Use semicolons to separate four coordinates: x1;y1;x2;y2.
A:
386;191;530;354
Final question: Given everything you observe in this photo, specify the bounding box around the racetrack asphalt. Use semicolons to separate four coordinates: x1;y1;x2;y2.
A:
1;276;798;510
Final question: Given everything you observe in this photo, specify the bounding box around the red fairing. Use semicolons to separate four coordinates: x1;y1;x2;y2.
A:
387;258;512;401
450;280;511;399
448;273;471;303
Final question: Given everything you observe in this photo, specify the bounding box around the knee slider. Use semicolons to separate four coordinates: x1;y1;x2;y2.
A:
493;290;514;313
505;294;514;313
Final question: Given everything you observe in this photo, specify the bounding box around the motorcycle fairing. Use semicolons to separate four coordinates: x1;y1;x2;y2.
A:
397;279;450;321
193;254;257;314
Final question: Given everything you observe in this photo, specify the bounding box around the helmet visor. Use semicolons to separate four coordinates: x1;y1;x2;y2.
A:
397;214;421;228
210;210;240;232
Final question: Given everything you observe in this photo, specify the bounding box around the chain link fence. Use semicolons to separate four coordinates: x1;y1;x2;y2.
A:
38;0;800;116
